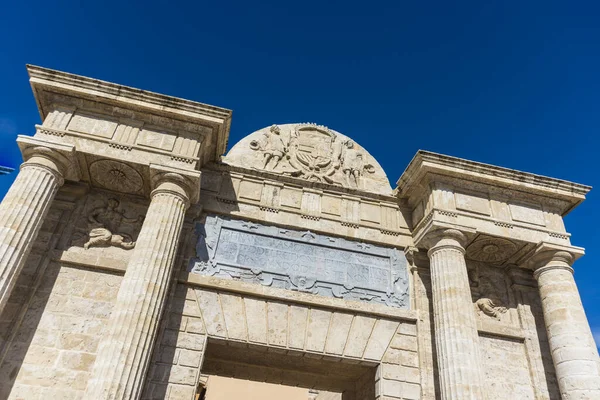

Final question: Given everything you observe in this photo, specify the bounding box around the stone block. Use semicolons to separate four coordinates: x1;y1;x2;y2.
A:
57;332;100;352
168;383;196;399
178;349;202;368
220;293;247;341
22;345;59;366
363;320;399;361
287;305;308;349
168;365;198;385
267;301;288;347
56;350;96;372
389;334;418;352
185;317;205;334
343;315;376;358
324;312;353;355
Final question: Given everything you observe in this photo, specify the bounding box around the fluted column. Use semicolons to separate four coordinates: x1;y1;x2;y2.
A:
534;251;600;400
85;172;193;399
0;150;65;315
427;229;484;400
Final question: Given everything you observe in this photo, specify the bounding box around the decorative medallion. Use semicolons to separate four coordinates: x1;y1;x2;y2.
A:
466;237;517;263
89;159;144;194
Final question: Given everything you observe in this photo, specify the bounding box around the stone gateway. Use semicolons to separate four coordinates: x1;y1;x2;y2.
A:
0;66;598;400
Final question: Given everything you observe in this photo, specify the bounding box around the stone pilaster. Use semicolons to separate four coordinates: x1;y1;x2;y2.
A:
533;251;600;400
0;148;67;315
84;170;196;399
426;229;484;400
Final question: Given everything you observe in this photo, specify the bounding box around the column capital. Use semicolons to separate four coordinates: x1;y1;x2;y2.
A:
149;164;201;206
16;135;79;182
427;228;469;257
533;251;575;280
522;241;584;277
412;210;476;252
416;225;475;257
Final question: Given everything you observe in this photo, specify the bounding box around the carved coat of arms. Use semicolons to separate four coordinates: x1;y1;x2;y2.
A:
249;123;375;188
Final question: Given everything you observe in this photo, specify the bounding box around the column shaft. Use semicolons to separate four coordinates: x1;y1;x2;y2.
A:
535;256;600;400
85;184;189;399
0;156;63;314
428;230;484;399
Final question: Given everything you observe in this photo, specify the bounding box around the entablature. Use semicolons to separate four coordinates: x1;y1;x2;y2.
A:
196;164;414;249
28;65;232;167
22;65;231;200
396;150;591;252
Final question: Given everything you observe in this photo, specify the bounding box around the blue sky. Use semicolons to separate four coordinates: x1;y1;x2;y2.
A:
1;2;599;345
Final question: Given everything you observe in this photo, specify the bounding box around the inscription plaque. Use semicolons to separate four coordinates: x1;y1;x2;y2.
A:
189;215;409;308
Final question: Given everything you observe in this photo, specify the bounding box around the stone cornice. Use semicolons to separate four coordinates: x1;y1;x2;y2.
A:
27;64;233;160
518;241;585;270
205;162;401;204
396;150;591;216
16;135;79;181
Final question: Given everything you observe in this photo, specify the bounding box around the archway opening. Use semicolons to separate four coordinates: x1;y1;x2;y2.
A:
200;338;376;400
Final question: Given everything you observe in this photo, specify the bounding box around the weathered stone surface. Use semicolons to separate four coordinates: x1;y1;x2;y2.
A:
84;175;194;399
1;66;598;400
190;214;409;308
426;229;484;399
224;123;393;195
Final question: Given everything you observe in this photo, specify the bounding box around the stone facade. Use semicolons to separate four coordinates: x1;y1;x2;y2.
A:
0;65;598;399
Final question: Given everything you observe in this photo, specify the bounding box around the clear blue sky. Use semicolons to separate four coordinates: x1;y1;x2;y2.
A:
1;2;598;345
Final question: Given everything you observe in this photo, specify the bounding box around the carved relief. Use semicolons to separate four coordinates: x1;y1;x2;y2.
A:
250;124;287;170
72;198;144;250
190;214;410;308
89;159;144;194
476;297;507;320
469;262;512;322
248;124;376;190
466;236;517;263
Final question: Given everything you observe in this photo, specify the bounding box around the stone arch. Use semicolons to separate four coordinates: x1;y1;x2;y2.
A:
143;283;420;399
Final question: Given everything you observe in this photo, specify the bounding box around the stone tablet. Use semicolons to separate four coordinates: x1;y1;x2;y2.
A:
189;215;409;308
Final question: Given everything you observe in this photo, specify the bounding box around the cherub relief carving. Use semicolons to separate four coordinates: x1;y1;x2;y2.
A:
83;198;143;250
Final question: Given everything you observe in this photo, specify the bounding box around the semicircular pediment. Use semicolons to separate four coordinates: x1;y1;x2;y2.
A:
223;123;393;195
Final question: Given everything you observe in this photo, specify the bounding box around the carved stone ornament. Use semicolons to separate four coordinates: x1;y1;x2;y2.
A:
235;123;389;193
476;297;507;320
189;214;410;308
466;236;517;263
251;123;376;187
72;198;144;250
89;159;144;194
469;262;511;321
